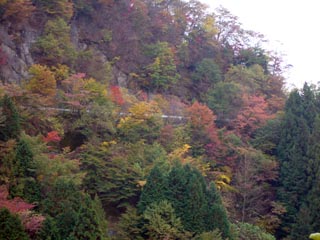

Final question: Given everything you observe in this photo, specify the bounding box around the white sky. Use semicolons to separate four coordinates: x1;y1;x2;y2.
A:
201;0;320;89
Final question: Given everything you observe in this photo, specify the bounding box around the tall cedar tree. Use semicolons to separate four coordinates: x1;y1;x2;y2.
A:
0;95;21;141
138;164;168;213
138;163;231;238
72;195;108;240
10;138;40;202
305;115;320;233
290;114;320;239
277;83;319;239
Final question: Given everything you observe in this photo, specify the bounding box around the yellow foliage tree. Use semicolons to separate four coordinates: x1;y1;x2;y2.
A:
118;101;163;142
26;64;57;104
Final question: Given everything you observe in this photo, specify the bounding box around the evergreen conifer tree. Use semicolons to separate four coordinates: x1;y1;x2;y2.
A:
72;195;107;240
167;163;207;233
306;115;320;217
138;163;231;237
0;95;21;141
138;164;168;213
0;208;29;240
291;115;320;239
277;85;319;238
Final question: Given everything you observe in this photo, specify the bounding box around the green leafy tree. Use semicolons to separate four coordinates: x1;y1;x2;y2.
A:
207;81;243;127
193;229;223;240
235;47;269;73
91;195;108;239
234;222;276;240
26;64;57;100
33;0;73;20
144;42;180;92
33;18;77;66
71;102;116;143
117;101;163;143
192;58;222;101
252;118;282;155
80;141;166;210
224;64;268;94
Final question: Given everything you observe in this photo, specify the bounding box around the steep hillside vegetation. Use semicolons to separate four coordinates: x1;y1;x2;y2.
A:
0;0;316;239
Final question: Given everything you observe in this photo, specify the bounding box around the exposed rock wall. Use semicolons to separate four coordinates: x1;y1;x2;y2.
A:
0;23;40;84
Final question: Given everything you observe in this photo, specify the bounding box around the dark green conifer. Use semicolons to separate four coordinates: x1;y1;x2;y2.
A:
205;183;231;239
0;95;21;141
138;163;231;237
72;195;107;240
277;85;319;238
167;163;207;233
291;115;320;238
138;164;168;213
15;139;34;178
0;208;29;240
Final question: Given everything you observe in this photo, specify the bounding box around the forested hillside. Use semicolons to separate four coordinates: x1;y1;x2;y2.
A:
0;0;317;239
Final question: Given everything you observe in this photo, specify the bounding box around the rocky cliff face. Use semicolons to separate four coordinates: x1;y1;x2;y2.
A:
0;21;129;87
0;21;41;84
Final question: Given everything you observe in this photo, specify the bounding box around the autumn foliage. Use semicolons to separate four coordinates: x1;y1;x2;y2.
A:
233;94;275;137
3;0;35;26
0;185;45;236
110;85;125;105
0;0;290;239
43;131;61;143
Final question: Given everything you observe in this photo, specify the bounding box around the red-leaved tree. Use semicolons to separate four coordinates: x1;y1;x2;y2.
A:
110;85;125;106
0;185;45;237
187;101;225;159
233;94;275;138
43;131;61;143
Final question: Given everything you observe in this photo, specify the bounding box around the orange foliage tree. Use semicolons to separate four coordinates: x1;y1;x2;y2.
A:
3;0;35;27
187;101;223;158
110;85;124;106
233;94;275;138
